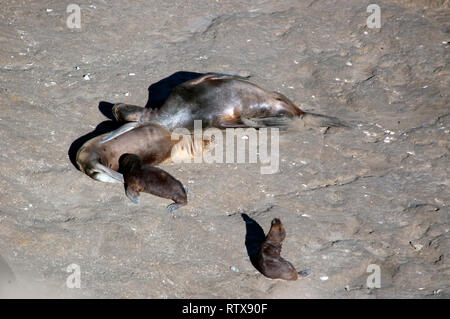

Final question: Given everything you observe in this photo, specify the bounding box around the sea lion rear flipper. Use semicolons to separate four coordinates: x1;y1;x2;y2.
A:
301;112;350;128
166;203;184;213
298;269;311;278
241;116;292;129
125;184;141;204
100;122;140;143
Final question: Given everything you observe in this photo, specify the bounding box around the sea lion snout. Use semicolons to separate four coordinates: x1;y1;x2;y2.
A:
271;218;281;226
267;218;286;244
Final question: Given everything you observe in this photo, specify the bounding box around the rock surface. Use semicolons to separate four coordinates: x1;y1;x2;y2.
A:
0;0;448;298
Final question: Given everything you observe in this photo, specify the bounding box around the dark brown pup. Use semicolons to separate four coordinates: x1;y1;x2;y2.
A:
258;218;310;280
119;153;188;212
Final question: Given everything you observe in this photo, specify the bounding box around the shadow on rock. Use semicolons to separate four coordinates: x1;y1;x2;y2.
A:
145;71;250;109
0;255;16;297
241;213;266;272
145;71;206;108
98;101;117;120
68;120;122;170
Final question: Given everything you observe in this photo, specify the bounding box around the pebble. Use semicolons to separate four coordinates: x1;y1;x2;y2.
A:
230;266;239;272
346;61;353;66
383;136;394;143
320;275;329;281
83;73;91;80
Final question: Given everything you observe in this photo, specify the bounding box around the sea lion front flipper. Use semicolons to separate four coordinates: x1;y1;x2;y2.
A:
112;103;145;122
125;184;141;204
205;72;251;80
93;163;124;183
100;122;139;143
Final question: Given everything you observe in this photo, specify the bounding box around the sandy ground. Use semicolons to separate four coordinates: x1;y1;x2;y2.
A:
0;0;449;298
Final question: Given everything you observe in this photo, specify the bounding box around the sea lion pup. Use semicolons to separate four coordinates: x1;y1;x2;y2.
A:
76;123;214;184
103;73;347;142
119;153;187;212
258;218;311;281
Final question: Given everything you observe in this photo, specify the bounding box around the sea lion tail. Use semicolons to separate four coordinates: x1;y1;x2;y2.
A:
301;112;350;128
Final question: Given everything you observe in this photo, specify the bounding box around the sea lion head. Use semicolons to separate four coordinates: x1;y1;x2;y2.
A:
266;218;286;245
118;153;142;173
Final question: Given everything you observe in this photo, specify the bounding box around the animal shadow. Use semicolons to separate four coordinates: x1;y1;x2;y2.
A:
145;71;206;109
68;119;122;170
145;71;250;109
241;213;266;272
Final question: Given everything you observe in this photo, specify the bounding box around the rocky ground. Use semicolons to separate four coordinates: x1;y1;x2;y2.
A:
0;0;449;298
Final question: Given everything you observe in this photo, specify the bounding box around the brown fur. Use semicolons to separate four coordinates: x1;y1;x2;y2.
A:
258;218;302;281
76;123;214;183
112;74;304;130
119;153;187;209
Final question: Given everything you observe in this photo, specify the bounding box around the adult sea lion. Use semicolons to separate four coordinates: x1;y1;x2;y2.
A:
102;73;347;142
76;123;214;184
258;218;311;281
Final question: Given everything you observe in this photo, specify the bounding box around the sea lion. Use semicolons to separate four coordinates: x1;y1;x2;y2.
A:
119;153;187;212
258;218;311;281
76;123;214;184
102;73;347;142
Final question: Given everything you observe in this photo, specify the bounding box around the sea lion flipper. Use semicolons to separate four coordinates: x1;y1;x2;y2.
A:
93;163;124;183
298;269;311;278
241;117;292;129
205;72;251;80
112;103;145;122
166;203;184;213
125;184;140;204
100;122;139;143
